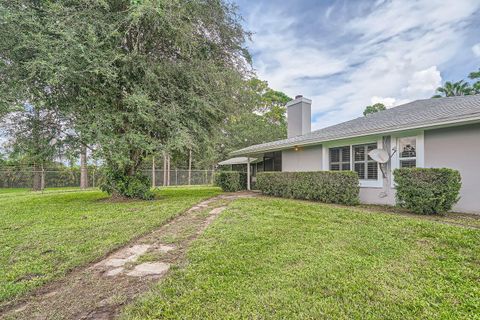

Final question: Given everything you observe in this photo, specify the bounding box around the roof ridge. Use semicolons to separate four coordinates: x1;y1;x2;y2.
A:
231;95;480;156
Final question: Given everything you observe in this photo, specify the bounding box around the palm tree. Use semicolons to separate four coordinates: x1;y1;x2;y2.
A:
468;69;480;94
432;80;474;98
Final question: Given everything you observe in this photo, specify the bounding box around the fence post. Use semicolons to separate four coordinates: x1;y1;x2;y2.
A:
175;169;178;186
188;149;192;185
152;157;156;188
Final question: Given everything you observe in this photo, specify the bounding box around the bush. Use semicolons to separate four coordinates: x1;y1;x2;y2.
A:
394;168;461;214
256;171;359;205
100;169;154;200
214;171;247;192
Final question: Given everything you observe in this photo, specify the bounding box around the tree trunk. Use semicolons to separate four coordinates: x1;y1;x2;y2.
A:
40;164;45;191
211;164;215;184
188;149;192;185
152;156;156;188
80;146;88;189
32;163;42;191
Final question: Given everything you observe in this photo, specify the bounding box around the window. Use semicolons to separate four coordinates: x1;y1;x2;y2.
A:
353;143;378;180
329;146;350;171
398;137;416;168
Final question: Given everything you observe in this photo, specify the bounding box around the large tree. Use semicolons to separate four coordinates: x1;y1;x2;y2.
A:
0;0;251;198
2;105;61;190
193;78;291;169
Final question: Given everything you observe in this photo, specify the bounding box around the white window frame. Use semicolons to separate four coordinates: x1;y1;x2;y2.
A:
322;137;383;188
390;131;424;187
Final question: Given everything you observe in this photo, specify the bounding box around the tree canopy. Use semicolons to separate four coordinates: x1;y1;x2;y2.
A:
468;69;480;94
363;103;386;116
433;80;474;98
0;0;252;198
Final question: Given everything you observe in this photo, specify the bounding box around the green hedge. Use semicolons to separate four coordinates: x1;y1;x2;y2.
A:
214;171;247;192
394;168;461;214
256;171;359;205
100;169;154;200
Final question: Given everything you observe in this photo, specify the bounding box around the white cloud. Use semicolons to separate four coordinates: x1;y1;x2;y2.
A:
243;0;480;130
402;66;442;97
371;96;396;107
246;7;348;95
473;43;480;57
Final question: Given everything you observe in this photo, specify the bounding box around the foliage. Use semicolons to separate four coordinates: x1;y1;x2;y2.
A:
432;80;474;98
0;0;251;198
101;168;154;200
195;79;291;169
363;103;386;116
0;186;221;304
394;168;461;214
468;68;480;94
123;197;480;319
256;171;359;205
214;171;246;192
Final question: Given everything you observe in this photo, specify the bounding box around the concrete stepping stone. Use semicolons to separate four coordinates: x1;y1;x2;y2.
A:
126;262;170;277
105;267;124;277
158;244;175;252
100;244;151;268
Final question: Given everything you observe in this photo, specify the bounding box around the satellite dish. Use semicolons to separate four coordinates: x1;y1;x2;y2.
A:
368;148;390;163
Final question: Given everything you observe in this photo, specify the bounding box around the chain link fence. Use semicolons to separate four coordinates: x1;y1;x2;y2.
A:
0;168;215;189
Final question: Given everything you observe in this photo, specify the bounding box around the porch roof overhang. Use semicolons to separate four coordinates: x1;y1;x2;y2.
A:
217;157;259;166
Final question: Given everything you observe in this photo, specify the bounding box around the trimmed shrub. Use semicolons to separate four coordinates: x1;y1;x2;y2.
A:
100;169;154;200
214;171;247;192
394;168;461;214
256;171;359;205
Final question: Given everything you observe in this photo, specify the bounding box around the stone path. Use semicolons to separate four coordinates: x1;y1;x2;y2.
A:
0;193;255;320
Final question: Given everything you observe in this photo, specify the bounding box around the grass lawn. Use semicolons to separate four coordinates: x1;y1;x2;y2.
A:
0;186;221;305
124;197;480;320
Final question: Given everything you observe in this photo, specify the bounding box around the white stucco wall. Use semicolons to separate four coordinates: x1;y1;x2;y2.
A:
282;146;322;172
424;123;480;213
359;187;396;205
277;124;480;213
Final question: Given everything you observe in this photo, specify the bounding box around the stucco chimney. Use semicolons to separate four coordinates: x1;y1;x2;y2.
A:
286;95;311;138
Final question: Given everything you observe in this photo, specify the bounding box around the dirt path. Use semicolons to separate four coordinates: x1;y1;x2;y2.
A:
1;193;255;320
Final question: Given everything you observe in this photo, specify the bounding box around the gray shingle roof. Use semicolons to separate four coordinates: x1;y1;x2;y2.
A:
231;95;480;156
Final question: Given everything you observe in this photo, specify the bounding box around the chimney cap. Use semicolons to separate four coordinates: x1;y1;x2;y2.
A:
295;95;303;99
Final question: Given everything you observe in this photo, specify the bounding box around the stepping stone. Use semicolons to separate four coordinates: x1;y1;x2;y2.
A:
158;244;175;252
105;267;124;277
126;262;170;277
104;258;129;268
101;244;151;268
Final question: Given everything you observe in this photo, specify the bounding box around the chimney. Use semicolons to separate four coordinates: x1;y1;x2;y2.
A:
286;95;311;138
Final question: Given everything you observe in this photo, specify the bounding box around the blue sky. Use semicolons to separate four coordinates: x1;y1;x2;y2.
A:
235;0;480;130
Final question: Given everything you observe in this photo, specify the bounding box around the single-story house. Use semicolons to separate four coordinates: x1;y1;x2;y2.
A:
230;95;480;213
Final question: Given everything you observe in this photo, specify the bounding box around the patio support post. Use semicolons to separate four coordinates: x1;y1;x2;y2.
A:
247;156;251;191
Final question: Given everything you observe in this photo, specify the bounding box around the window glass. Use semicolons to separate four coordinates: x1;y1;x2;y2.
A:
398;137;416;168
400;159;416;168
399;137;416;158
